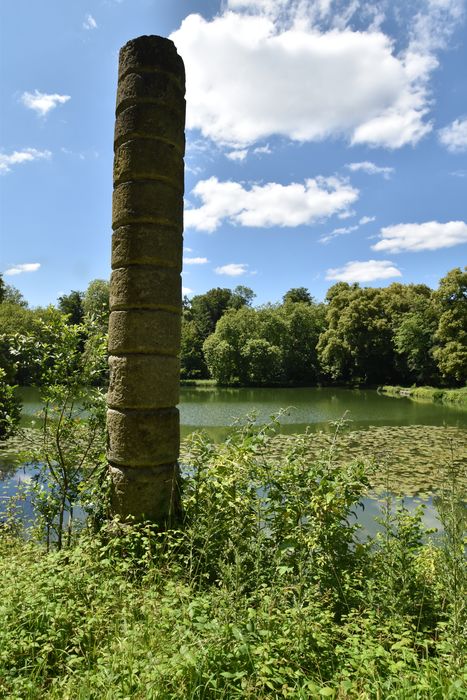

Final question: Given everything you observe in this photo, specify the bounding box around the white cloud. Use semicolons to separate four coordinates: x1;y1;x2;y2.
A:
182;286;194;295
319;224;358;244
226;149;249;161
21;90;71;117
4;263;41;276
326;260;402;283
184;175;358;232
372;220;467;253
83;14;97;30
0;148;51;174
410;0;465;54
215;263;249;276
319;212;376;243
253;144;272;155
438;118;467;153
346;161;395;178
183;256;209;265
170;10;436;148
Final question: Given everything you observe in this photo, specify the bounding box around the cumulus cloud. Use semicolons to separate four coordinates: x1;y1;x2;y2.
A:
372;220;467;253
346;161;395;178
4;263;41;276
215;263;249;276
21;90;71;117
438;117;467;153
184;176;358;232
226;149;249;161
326;260;402;283
83;14;97;30
183;256;209;265
0;148;51;174
359;215;376;225
170;9;436;148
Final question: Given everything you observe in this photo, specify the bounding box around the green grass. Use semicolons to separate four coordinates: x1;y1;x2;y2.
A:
1;419;466;699
180;378;218;387
379;385;467;406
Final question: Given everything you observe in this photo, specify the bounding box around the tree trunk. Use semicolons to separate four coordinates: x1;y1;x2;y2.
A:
107;36;185;524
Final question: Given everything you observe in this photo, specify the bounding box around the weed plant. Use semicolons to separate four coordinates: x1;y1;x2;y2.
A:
0;416;465;699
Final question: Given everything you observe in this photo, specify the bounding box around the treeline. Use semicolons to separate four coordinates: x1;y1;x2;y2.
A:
182;268;467;387
0;267;466;393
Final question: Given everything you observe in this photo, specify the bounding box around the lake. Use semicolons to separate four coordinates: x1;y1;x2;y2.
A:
1;385;466;532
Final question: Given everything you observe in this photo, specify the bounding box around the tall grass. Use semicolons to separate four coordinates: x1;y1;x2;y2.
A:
0;417;465;698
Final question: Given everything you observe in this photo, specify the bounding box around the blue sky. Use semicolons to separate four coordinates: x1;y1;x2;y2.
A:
1;0;466;308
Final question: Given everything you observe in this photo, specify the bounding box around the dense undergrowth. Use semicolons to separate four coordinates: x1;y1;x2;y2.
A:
0;418;466;699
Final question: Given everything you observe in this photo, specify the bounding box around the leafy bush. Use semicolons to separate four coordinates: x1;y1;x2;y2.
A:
0;367;21;441
0;418;465;698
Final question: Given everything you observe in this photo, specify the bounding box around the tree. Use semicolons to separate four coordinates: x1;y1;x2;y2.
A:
83;279;110;330
203;336;239;385
231;285;256;308
283;287;314;305
58;290;84;325
317;284;395;384
432;267;467;385
188;288;239;338
241;338;283;385
394;304;439;384
180;319;208;379
181;286;256;378
0;278;28;307
278;301;325;383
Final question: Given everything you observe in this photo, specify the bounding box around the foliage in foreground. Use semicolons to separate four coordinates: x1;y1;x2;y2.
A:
1;419;466;699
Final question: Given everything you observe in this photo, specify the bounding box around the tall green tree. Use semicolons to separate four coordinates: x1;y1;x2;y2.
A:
432;266;467;385
82;279;110;330
180;319;208;379
278;300;325;383
58;290;84;325
282;287;314;305
181;286;255;379
0;278;28;307
203;302;324;386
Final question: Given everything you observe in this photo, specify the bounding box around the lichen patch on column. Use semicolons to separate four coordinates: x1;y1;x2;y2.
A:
107;35;185;523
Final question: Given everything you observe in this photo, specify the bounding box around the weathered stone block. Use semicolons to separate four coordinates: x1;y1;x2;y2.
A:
111;225;182;269
107;407;179;467
108;309;181;355
112;180;183;228
116;72;185;116
113;139;183;188
114;105;185;154
108;354;180;409
118;36;185;89
110;266;181;311
109;462;180;522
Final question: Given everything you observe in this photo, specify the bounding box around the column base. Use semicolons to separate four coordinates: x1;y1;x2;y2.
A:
109;462;180;524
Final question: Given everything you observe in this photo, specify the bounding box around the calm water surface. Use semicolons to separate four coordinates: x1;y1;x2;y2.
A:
179;385;467;440
2;386;466;534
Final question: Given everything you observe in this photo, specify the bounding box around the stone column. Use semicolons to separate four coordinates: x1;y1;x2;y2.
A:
107;36;185;523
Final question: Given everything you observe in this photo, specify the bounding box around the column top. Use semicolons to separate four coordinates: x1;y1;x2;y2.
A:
119;35;185;86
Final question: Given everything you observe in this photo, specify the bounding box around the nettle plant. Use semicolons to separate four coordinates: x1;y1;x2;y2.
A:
25;315;108;550
180;414;371;608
